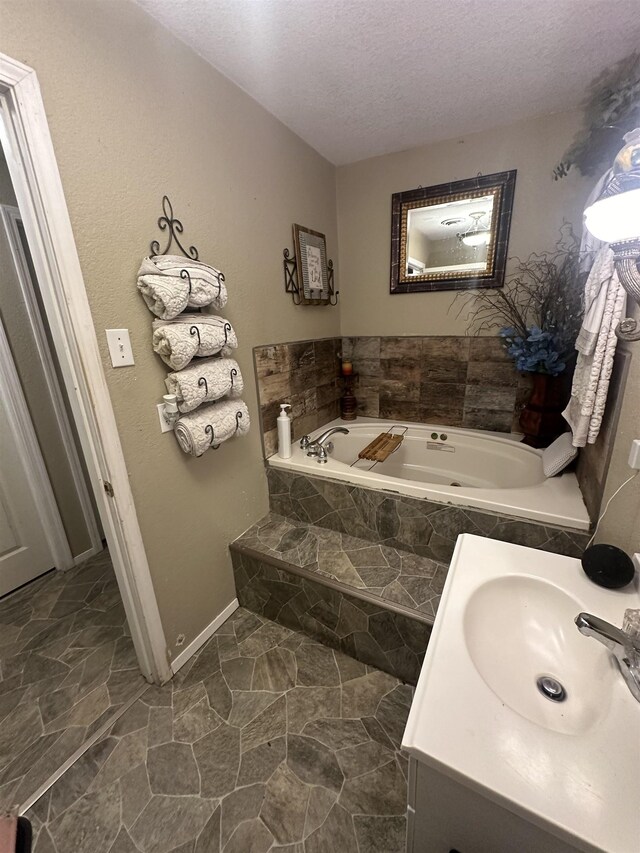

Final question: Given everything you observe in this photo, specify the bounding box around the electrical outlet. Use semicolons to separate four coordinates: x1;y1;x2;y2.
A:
628;439;640;470
157;403;173;434
106;329;134;367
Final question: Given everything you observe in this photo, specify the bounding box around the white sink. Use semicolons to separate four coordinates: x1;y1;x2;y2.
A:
464;575;615;734
403;534;640;853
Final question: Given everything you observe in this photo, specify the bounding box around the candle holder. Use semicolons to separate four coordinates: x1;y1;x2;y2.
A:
340;372;359;420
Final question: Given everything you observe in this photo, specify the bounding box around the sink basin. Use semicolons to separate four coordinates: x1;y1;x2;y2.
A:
402;534;640;853
463;575;614;734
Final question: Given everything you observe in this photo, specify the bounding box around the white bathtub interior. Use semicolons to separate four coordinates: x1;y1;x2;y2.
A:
268;417;590;531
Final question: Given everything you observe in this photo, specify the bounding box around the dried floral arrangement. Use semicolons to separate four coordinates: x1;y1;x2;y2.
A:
554;51;640;180
455;226;587;376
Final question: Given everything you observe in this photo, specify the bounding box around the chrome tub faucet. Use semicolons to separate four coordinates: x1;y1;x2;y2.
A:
575;612;640;703
300;427;349;463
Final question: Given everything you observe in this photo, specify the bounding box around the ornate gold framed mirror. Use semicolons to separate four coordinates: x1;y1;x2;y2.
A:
390;170;517;293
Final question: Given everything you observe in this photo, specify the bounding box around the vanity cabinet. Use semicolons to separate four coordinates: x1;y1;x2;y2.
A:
407;758;593;853
402;536;639;853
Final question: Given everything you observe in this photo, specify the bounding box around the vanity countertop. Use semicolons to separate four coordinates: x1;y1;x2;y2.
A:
402;534;640;853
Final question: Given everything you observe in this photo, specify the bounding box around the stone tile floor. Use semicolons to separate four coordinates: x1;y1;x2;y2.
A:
0;550;144;810
235;512;447;619
26;607;412;853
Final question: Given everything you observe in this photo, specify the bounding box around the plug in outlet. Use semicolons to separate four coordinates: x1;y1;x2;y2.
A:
629;439;640;470
157;404;174;434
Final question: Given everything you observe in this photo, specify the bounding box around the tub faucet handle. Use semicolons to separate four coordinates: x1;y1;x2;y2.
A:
299;435;311;449
317;446;329;463
305;427;349;458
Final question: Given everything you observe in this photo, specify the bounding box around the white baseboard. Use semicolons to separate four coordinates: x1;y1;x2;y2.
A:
170;598;239;675
71;544;103;568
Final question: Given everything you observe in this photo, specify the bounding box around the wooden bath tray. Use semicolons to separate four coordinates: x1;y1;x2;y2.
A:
358;432;404;462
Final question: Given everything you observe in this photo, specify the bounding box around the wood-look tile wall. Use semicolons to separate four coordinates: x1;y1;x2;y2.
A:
342;335;532;432
254;338;342;457
254;335;532;457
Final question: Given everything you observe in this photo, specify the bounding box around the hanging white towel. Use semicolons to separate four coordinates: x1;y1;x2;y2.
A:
152;316;238;370
562;246;626;446
174;399;250;457
165;358;244;413
137;255;228;319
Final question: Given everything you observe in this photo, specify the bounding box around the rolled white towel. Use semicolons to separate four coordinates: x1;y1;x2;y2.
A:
174;399;250;457
165;358;244;413
152;316;238;370
137;255;228;319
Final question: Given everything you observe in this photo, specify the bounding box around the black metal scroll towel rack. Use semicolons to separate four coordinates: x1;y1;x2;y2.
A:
197;366;237;398
149;195;225;302
188;321;232;348
204;410;244;450
150;195;200;260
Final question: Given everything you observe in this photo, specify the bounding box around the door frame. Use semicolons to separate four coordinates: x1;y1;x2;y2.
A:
1;203;103;566
0;53;172;684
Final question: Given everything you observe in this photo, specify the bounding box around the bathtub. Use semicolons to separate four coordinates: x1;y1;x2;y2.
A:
267;417;590;531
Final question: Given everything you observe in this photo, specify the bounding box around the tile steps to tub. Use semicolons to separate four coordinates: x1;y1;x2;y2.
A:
230;512;447;684
265;467;591;564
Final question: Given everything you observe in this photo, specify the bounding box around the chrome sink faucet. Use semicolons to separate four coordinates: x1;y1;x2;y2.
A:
575;612;640;703
299;427;349;463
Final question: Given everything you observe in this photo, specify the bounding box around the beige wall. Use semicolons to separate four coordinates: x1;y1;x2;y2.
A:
596;304;640;554
0;151;92;558
336;111;592;336
407;227;430;266
0;0;339;658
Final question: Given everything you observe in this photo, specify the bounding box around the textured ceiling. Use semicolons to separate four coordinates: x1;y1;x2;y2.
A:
136;0;640;165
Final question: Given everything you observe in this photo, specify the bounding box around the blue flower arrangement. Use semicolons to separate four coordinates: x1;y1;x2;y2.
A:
499;326;567;376
454;231;585;377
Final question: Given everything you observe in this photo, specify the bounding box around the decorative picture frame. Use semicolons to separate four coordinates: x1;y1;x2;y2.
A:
293;224;331;305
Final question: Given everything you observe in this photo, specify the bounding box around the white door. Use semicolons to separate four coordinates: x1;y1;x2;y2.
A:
0;315;62;596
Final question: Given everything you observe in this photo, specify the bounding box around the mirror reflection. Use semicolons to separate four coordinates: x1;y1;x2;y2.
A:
406;193;496;277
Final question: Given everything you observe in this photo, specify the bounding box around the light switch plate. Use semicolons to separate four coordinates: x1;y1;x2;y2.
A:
106;329;134;367
157;403;174;434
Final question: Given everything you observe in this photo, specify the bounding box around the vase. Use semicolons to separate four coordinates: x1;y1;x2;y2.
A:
519;372;570;448
340;372;359;420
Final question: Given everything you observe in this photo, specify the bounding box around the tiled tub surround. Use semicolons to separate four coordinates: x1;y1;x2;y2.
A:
254;338;342;457
253;335;532;458
271;417;589;530
231;512;441;684
341;335;534;432
26;607;412;853
0;550;144;811
266;468;591;564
